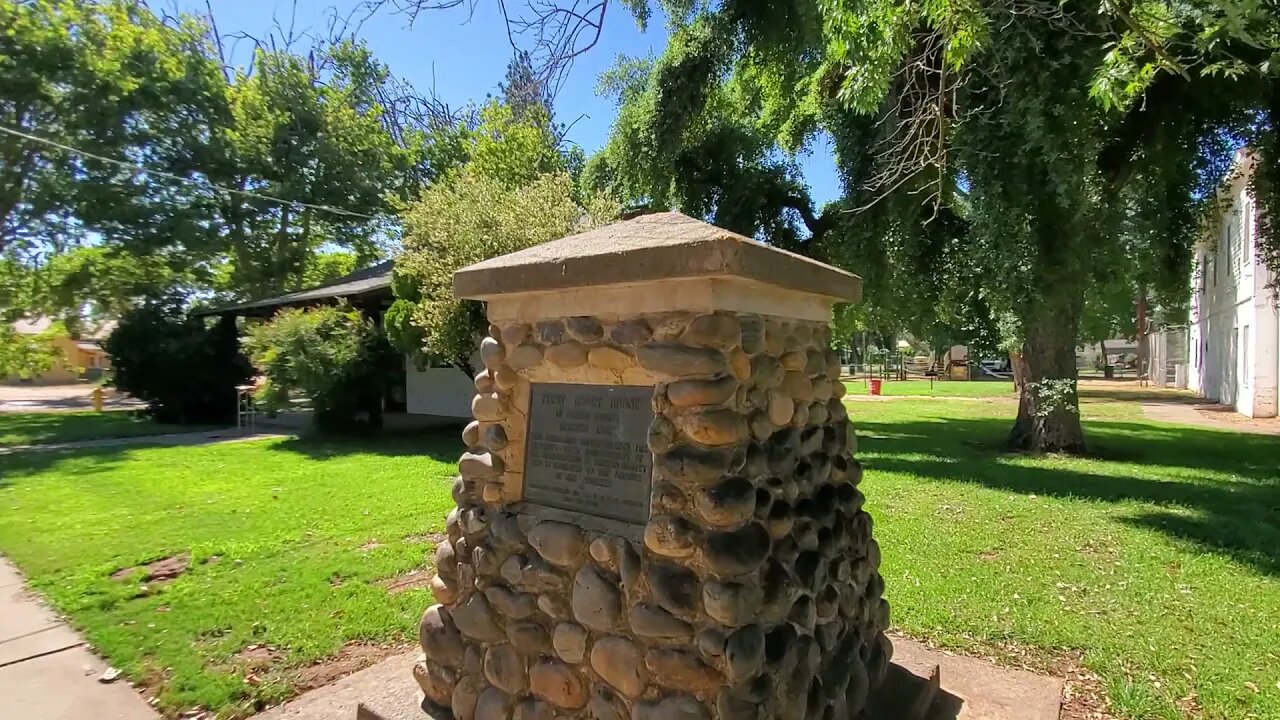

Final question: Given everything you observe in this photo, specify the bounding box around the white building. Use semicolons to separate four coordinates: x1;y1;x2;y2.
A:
1187;150;1279;417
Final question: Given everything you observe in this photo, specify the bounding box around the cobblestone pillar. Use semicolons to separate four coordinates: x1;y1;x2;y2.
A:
413;213;889;720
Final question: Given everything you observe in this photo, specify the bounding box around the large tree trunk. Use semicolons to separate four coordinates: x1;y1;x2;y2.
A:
1010;351;1027;390
1009;305;1086;453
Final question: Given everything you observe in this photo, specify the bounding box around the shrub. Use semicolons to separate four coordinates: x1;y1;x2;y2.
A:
0;324;62;380
106;300;252;424
241;305;394;433
393;171;617;370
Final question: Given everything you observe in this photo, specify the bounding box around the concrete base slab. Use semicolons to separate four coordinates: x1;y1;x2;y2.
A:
252;651;420;720
356;682;436;720
251;636;1063;720
880;635;1063;720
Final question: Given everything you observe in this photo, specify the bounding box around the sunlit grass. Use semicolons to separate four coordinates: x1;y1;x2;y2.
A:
853;397;1280;719
0;431;460;717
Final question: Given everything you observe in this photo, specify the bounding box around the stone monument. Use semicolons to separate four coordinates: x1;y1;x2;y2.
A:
412;212;891;720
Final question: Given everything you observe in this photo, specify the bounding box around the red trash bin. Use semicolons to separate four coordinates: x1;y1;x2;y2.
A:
869;379;882;396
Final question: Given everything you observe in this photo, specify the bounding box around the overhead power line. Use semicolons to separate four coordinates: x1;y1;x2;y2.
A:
0;124;378;220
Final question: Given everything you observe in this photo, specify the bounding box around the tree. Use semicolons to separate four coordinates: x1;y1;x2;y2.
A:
106;300;252;424
206;40;431;297
389;101;617;369
0;1;226;258
501;50;554;124
0;0;228;324
578;0;1276;452
1;1;461;328
241;304;394;432
0;324;61;381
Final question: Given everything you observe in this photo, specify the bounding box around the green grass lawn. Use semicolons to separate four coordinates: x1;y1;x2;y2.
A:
0;430;460;717
844;377;1018;397
0;411;195;447
1;392;1275;719
853;397;1280;719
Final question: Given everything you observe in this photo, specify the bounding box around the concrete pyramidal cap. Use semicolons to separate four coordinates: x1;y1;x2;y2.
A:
453;211;861;302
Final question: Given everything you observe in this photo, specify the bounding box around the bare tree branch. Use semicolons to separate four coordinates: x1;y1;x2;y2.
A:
360;0;609;101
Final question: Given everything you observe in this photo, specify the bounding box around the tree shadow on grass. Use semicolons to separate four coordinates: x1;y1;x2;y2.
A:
0;444;135;486
266;426;462;465
858;415;1280;576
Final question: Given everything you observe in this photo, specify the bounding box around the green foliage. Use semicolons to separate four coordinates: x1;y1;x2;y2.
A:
0;324;62;380
0;1;443;323
390;102;618;367
0;0;227;261
396;170;613;366
242;305;393;433
1088;0;1279;111
501;50;554;124
1250;80;1280;281
598;0;1277;451
215;41;426;297
105;300;251;424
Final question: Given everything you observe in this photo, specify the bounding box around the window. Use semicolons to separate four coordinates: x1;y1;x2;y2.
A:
1242;194;1254;271
1230;204;1244;270
1242;326;1251;387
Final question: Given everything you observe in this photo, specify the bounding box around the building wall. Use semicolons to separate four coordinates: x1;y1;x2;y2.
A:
404;358;478;418
1188;152;1280;418
3;335;107;385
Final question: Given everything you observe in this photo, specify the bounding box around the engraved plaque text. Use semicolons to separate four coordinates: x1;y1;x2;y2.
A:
523;383;654;524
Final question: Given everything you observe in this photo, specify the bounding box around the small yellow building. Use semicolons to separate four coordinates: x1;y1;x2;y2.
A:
5;317;113;385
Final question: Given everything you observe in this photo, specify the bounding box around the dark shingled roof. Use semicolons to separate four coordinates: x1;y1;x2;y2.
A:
453;211;861;302
196;260;394;316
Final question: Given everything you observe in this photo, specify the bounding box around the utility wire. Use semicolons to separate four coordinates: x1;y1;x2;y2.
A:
0;124;379;220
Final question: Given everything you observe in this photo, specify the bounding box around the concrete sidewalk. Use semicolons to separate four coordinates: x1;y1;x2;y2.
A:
0;557;160;720
0;429;291;455
1141;400;1280;435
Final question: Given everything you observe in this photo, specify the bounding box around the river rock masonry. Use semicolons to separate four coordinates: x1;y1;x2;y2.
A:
413;212;891;720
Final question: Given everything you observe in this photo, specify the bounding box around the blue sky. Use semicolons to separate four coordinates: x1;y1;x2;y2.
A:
181;0;840;206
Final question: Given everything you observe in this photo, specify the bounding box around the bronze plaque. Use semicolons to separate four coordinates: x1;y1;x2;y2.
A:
523;383;654;524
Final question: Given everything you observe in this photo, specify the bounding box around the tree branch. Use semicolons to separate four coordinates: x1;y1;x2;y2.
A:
782;194;831;239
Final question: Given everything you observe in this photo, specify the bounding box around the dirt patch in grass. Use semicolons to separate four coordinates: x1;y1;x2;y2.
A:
294;643;407;691
403;532;446;545
111;553;191;584
1056;655;1115;720
235;645;282;671
378;569;433;595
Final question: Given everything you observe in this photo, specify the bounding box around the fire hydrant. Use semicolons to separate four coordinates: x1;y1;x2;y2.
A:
91;387;103;412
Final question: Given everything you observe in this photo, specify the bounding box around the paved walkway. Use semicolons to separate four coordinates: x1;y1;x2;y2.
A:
1141;401;1280;435
1;429;292;456
0;557;160;720
252;651;419;720
0;384;144;412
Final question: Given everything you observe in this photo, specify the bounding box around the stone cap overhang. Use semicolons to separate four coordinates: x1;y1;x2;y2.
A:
453;211;862;306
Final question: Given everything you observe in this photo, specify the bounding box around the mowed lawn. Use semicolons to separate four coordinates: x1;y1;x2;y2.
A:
855;396;1280;720
0;410;195;447
844;376;1018;397
0;430;460;717
1;390;1276;719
